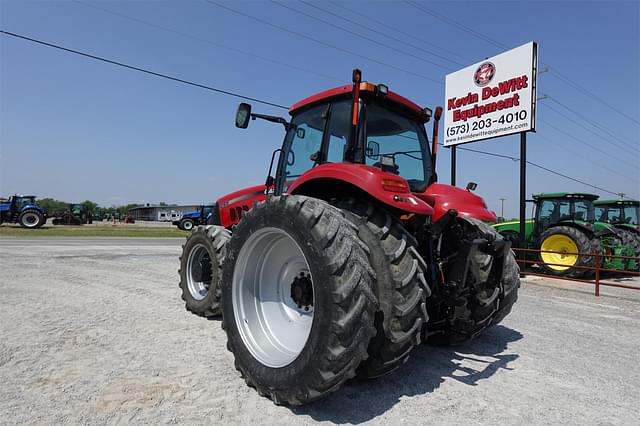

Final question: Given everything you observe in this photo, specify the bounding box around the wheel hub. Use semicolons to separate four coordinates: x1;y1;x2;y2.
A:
290;273;313;311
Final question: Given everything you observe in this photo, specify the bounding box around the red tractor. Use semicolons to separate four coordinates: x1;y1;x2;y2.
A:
178;70;519;405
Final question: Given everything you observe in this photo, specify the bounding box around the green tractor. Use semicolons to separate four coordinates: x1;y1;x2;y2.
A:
594;199;640;260
52;203;93;225
492;193;637;277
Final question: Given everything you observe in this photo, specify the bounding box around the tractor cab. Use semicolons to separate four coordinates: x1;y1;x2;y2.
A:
595;199;639;227
532;193;598;239
235;69;495;223
11;195;37;210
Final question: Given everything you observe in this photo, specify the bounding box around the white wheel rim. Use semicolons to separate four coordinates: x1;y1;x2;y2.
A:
232;227;314;368
186;243;212;300
22;212;40;228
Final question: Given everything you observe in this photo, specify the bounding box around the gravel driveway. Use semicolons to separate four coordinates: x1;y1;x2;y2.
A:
1;237;638;425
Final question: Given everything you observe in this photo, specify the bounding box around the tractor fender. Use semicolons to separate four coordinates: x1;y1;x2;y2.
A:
21;204;44;214
416;183;497;222
216;185;268;228
287;163;433;216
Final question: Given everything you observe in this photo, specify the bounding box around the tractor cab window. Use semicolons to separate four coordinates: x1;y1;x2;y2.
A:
538;199;570;228
363;103;428;190
624;206;638;225
283;104;326;180
573;200;594;221
17;197;33;208
325;100;351;164
595;206;607;222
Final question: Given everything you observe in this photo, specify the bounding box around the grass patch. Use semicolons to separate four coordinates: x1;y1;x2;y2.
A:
0;225;189;238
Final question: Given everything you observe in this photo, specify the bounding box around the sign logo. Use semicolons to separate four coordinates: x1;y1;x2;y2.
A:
474;62;495;87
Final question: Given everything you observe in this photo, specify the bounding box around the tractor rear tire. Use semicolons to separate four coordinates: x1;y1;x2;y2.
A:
427;218;520;345
538;225;599;278
221;195;377;405
333;198;429;379
178;225;231;317
19;209;45;229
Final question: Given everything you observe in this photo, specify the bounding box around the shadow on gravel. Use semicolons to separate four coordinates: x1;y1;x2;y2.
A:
292;325;523;424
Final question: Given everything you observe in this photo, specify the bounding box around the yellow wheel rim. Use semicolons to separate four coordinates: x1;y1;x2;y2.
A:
540;234;579;271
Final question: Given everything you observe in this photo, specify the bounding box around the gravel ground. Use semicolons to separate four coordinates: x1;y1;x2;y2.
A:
1;237;639;425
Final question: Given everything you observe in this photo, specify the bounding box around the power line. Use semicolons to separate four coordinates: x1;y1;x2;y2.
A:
447;143;628;197
1;30;631;199
546;96;637;152
328;1;472;64
73;0;343;84
404;1;507;50
404;1;640;136
547;67;640;126
297;0;464;68
270;0;454;72
534;132;639;183
539;101;638;159
538;115;638;170
0;30;289;109
206;1;443;86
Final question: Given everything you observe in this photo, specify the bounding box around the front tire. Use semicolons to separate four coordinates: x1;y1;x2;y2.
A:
178;225;231;317
221;195;377;405
19;210;45;229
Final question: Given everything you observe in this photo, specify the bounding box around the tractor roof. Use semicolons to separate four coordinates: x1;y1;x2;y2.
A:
532;192;599;201
289;82;424;116
594;199;639;207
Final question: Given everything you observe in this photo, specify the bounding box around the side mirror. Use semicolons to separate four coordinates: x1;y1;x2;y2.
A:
366;140;380;159
466;181;478;191
235;103;252;129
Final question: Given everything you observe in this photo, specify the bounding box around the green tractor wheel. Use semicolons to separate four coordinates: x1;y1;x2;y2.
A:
538;226;600;278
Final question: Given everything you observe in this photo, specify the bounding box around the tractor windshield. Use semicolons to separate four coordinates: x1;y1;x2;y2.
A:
363;102;431;191
17;197;35;207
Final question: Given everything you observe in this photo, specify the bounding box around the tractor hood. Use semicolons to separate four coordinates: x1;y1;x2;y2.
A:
182;211;200;219
416;183;497;222
287;163;434;216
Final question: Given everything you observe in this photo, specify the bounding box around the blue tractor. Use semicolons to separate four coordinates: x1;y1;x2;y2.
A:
173;205;216;231
0;195;47;228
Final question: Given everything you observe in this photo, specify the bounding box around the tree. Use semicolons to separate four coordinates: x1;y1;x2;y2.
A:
81;200;98;214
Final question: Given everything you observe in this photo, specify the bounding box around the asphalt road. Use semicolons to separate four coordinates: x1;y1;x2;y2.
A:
1;237;638;425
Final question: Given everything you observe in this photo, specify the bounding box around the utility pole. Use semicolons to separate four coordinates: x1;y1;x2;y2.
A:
499;198;506;220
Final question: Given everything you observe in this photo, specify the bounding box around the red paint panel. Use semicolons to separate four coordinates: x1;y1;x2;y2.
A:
288;163;433;216
416;183;497;222
288;83;424;115
217;185;267;228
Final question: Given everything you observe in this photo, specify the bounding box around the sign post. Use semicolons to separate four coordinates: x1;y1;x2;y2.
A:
444;42;538;268
520;132;527;266
450;146;456;186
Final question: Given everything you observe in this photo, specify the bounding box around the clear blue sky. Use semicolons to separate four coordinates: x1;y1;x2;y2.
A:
1;0;638;218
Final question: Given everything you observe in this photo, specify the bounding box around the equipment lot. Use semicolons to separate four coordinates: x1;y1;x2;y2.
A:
1;237;638;425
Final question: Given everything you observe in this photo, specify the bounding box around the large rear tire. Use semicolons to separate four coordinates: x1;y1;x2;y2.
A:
19;209;45;229
333;198;429;379
427;218;520;345
178;225;231;317
538;225;599;278
221;195;377;405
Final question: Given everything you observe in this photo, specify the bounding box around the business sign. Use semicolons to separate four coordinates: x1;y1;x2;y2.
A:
444;41;538;146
